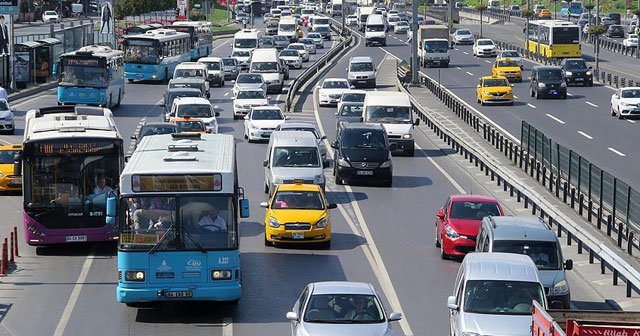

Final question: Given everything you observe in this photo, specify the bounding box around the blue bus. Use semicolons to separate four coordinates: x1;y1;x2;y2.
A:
55;45;125;108
560;1;582;18
108;133;250;305
123;29;191;83
169;21;214;60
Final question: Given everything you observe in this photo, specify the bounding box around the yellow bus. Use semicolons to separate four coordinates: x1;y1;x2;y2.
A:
526;20;581;58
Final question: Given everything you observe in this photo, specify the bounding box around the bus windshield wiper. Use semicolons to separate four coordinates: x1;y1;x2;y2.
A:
149;223;175;254
182;227;206;253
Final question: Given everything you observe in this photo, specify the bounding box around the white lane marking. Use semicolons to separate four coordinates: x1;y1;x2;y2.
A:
53;249;96;336
585;101;598;107
527;103;537;109
11;92;55;108
546;114;565;124
222;317;233;336
0;138;11;145
577;131;593;139
463;51;469;54
608;147;626;157
627;120;636;124
213;105;219;109
213;39;230;51
567;93;573;97
484;60;491;63
456;66;462;70
454;48;460;50
224;92;229;96
465;71;474;76
313;87;414;336
513;95;518;99
416;143;466;194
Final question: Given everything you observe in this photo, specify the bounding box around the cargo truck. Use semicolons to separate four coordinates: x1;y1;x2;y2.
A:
356;6;375;31
417;24;452;67
532;300;640;336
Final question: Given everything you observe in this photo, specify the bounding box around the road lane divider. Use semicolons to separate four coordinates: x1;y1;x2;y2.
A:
546;114;566;124
577;131;594;140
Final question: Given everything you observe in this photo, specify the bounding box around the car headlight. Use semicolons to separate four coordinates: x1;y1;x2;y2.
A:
560;82;567;87
234;103;242;108
565;71;573;76
586;71;592;76
621;101;631;106
379;160;392;168
6;114;14;120
483;90;491;95
316;217;328;228
538;83;546;88
402;133;412;139
337;158;350;167
549;280;569;295
211;269;233;280
124;271;145;282
445;226;460;239
314;174;324;183
249;123;258;129
269;216;281;228
320;92;328;97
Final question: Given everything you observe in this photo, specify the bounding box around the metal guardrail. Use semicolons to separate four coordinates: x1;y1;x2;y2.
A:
584;35;640;58
285;25;353;112
397;69;640;298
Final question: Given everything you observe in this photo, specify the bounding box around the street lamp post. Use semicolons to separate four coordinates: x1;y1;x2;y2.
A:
411;0;419;85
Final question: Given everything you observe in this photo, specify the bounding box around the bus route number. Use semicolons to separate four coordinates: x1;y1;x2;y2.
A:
218;257;229;264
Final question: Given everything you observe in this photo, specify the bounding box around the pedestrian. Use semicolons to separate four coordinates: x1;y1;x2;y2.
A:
0;15;9;55
406;29;412;44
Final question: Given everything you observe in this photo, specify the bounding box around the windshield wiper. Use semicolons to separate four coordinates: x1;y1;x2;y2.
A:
182;226;206;253
149;223;176;254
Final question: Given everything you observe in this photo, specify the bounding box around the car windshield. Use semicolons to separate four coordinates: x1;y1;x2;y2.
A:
272;147;320;167
237;90;266;99
342;93;366;102
501;51;520;57
323;80;349;89
483;79;509;87
140;125;177;139
271;190;324;209
449;201;501;220
308;33;321;38
621;89;640;98
629;34;639;39
274;36;288;41
367;106;411;123
238;74;262;83
388;16;398;22
234;38;257;49
174;69;205;79
397;21;409;27
498;60;519;67
478;40;494;46
463;280;545;315
457;30;471;35
260;39;275;47
201;61;221;70
304;294;385;323
0;150;17;164
177;104;212;118
45;11;57;15
339;104;363;116
281;50;299;57
232;50;251;57
493;240;561;270
267;22;279;28
176;120;205;132
341;130;386;149
222;58;236;66
538;69;563;80
350;62;373;72
169;82;203;91
280;24;296;31
316;26;330;32
564;60;587;69
251;62;279;72
290;44;305;50
251;109;283;120
300;39;314;44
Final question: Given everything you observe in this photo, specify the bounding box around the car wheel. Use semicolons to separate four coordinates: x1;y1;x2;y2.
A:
440;238;449;260
383;178;392;187
534;89;540;99
530;88;535;97
9;128;15;135
264;182;269;194
618;111;624;119
244;130;248;139
127;79;134;83
264;236;273;246
319;240;331;249
405;148;415;156
611;105;617;116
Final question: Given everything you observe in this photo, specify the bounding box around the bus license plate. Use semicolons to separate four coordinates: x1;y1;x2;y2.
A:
65;235;87;242
292;233;305;239
165;291;193;298
357;170;374;175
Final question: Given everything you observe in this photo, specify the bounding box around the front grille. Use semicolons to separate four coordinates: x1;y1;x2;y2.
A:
350;161;380;169
329;94;341;99
491;92;507;96
284;223;312;230
260;127;275;131
355;76;368;79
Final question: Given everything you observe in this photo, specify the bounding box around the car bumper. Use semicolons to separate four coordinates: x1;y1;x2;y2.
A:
208;75;223;84
480;95;514;104
388;138;414;151
117;283;241;303
619;105;640;116
565;75;592;85
476;50;497;56
455;39;474;44
348;78;376;88
336;165;392;182
0;121;14;132
442;234;476;256
538;88;567;97
547;292;571;309
0;176;21;191
319;96;341;105
248;129;274;140
265;226;331;244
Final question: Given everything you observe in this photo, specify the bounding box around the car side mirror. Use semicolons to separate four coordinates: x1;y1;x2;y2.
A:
260;201;269;208
285;116;291;120
350;85;355;89
413;119;420;126
564;259;573;270
511;84;514;87
436;211;445;220
331;141;338;149
334;112;339;116
327;203;337;209
263;160;269;167
159;101;165;107
124;154;132;163
588;66;593;69
244;115;250;120
231;96;236;100
613;94;619;99
286;312;299;321
316;85;321;89
345;67;348;72
321;135;327;140
359;117;363;122
447;296;459;310
388;312;403;321
477;84;481;88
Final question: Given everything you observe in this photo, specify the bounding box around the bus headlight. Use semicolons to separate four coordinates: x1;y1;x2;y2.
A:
316;217;328;228
125;271;145;282
269;216;281;228
211;270;233;280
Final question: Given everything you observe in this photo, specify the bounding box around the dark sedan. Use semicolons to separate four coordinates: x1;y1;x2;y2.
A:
560;58;593;87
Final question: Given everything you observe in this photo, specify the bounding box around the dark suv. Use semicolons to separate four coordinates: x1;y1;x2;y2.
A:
606;24;625;38
332;123;394;187
559;58;593;87
530;66;567;99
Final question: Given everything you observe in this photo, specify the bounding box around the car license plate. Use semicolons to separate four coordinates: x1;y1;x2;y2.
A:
65;235;87;242
357;80;367;83
357;170;374;175
550;90;558;94
575;78;584;81
262;131;272;136
165;291;193;298
10;180;21;186
292;233;305;239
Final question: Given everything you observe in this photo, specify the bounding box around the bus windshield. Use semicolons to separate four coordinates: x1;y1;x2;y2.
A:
119;195;237;251
124;39;160;64
552;27;579;44
234;38;258;49
61;57;108;87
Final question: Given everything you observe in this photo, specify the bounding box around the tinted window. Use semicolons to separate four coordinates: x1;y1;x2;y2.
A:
271;190;324;209
222;58;236;66
483;79;509;86
478;40;494;45
322;80;349;89
341;130;386;149
463;280;545;315
537;69;563;80
238;74;263;83
0;150;17;164
177;104;213;118
350;62;374;72
339;104;363;116
621;89;640;98
140;125;177;139
564;59;586;69
251;109;283;120
303;294;384;323
237;90;266;99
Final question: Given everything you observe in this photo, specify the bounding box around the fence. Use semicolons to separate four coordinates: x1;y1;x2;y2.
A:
15;20;112;52
584;35;640;58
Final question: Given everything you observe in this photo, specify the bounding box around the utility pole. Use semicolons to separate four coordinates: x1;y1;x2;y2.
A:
411;0;419;84
341;0;346;36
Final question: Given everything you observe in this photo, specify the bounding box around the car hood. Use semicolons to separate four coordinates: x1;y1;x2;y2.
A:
342;148;388;163
236;98;268;106
269;209;326;224
381;123;412;136
620;97;640;104
250;119;286;128
0;110;13;119
272;166;323;179
299;322;391;336
447;218;482;237
319;88;349;95
461;313;531;336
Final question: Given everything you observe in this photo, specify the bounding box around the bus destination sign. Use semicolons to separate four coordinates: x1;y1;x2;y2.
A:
132;174;222;192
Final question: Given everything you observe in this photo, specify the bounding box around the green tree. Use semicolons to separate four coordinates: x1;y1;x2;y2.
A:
114;0;176;20
475;3;487;37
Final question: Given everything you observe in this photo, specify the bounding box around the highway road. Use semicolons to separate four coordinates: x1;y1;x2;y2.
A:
0;17;631;336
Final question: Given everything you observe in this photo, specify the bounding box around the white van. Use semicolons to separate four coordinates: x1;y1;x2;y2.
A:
233;29;261;55
278;16;298;42
264;131;329;195
173;62;210;92
249;48;284;93
363;92;419;156
365;14;386;46
488;0;501;10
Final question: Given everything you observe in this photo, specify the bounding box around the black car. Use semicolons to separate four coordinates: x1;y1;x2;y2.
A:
530;66;567;99
130;122;178;152
332;123;394;187
160;88;203;121
606;24;625;38
559;58;593;87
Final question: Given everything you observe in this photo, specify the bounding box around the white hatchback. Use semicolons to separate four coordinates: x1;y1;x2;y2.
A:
244;106;289;142
317;78;351;107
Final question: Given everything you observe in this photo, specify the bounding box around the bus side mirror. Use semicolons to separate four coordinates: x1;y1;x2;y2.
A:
106;196;117;225
240;198;250;218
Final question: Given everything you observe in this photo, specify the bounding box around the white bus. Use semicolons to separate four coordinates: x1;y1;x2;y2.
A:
278;16;298;42
233;29;262;54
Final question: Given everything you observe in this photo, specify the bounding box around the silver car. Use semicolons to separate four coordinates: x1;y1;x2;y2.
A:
0;99;15;134
287;281;403;336
299;38;318;54
305;32;325;48
274;122;328;159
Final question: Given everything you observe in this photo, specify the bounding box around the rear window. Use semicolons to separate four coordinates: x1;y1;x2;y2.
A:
449;201;501;220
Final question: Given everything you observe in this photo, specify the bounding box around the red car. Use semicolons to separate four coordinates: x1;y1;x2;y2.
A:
435;195;503;259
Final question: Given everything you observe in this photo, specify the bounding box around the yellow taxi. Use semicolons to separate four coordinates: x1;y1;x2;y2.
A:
0;144;22;192
492;58;523;82
476;75;514;106
173;116;209;134
538;9;552;19
261;182;337;247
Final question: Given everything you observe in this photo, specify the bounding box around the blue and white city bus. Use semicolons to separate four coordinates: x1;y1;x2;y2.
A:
169;21;214;60
108;133;250;305
55;45;125;108
123;29;191;83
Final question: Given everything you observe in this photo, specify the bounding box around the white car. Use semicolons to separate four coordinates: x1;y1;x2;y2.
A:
394;20;409;34
288;43;310;61
287;282;403;336
317;78;351;107
610;87;640;119
0;99;15;134
299;38;318;54
452;29;475;44
473;39;497;57
231;50;252;70
232;88;269;119
279;49;303;69
346;14;358;25
497;49;524;69
233;73;268;97
244;106;289;142
306;32;325;48
622;34;639;47
42;11;60;22
170;97;220;134
275;122;328;159
338;89;367;112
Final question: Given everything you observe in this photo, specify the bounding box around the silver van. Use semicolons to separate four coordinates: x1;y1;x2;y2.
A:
263;131;330;195
475;216;573;309
347;56;377;88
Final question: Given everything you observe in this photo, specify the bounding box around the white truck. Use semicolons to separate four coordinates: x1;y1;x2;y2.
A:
328;0;343;17
417;25;451;68
356;6;375;31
